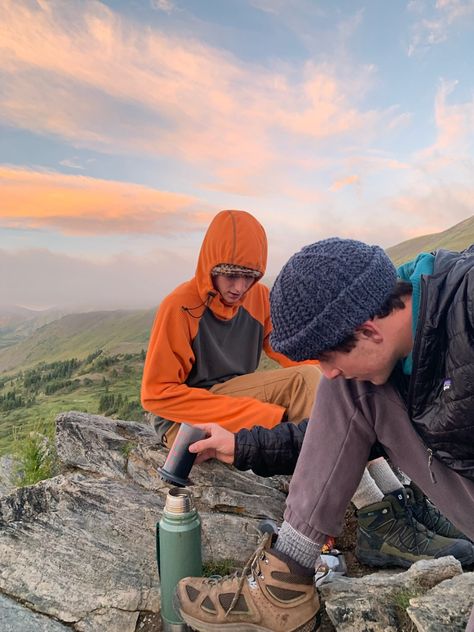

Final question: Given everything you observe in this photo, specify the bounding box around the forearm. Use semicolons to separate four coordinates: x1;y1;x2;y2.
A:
234;420;307;476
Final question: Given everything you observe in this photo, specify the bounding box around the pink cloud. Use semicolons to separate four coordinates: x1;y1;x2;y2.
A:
0;0;401;195
0;166;213;235
416;80;474;170
433;80;474;151
387;184;474;236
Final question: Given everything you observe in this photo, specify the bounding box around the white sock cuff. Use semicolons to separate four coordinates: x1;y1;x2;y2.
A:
368;458;403;494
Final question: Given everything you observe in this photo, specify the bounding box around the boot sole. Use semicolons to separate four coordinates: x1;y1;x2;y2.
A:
173;592;320;632
355;548;426;569
356;547;474;569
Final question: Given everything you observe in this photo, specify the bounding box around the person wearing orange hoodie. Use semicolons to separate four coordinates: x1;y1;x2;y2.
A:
141;209;320;447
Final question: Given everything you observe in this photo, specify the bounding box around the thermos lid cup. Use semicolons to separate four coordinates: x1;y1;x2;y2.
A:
159;423;207;487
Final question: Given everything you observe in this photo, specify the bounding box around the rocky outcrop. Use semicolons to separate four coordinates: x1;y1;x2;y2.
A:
0;454;16;496
0;474;163;630
0;593;70;632
320;557;473;632
0;412;287;631
1;411;473;631
407;571;474;631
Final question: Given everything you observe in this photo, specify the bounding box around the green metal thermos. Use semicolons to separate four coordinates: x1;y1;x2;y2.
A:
156;487;202;632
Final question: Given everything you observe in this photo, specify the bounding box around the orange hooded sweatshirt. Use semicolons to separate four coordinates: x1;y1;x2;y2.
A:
141;210;299;432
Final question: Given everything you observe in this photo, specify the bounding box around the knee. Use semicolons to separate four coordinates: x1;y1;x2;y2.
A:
293;364;322;393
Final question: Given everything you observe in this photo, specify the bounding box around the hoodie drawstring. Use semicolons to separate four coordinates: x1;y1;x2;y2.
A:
181;292;216;319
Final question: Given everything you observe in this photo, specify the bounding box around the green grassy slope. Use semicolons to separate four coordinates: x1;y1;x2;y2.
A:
0;308;156;373
1;214;472;456
387;215;474;266
0;351;146;455
0;307;66;350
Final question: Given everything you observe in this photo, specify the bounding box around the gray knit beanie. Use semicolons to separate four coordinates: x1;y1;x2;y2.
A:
270;238;397;361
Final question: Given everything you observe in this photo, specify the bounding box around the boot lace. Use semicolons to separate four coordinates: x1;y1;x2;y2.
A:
203;532;271;617
399;502;433;554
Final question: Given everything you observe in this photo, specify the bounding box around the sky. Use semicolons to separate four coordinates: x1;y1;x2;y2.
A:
1;0;474;310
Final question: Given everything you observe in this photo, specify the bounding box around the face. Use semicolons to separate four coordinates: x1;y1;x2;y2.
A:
213;274;254;305
318;329;399;385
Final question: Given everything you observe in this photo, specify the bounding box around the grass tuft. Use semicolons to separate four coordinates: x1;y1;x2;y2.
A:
202;559;238;578
13;427;58;487
120;441;135;458
391;586;423;632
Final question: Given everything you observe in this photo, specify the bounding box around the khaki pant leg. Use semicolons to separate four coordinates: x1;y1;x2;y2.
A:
210;365;321;422
162;422;181;449
164;365;321;447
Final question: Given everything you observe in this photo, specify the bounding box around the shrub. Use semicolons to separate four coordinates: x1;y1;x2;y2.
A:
13;429;58;487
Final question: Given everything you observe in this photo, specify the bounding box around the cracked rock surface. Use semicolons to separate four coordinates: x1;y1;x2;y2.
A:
1;411;472;631
0;411;287;631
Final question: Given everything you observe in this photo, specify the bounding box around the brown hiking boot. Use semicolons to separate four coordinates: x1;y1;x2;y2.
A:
174;533;320;632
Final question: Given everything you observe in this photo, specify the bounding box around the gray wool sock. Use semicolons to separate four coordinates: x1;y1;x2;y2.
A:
274;521;321;571
368;457;404;494
351;467;384;509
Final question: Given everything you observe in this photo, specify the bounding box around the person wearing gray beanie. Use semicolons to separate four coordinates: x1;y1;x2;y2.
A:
174;239;474;632
270;238;398;361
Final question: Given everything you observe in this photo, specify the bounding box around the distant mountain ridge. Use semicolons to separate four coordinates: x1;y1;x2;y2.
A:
0;306;69;350
387;215;474;265
0;309;155;373
0;215;472;375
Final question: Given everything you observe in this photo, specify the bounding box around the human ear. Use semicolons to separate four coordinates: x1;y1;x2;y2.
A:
357;320;383;343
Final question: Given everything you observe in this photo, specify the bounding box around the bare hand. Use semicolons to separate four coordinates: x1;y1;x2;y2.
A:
188;423;235;465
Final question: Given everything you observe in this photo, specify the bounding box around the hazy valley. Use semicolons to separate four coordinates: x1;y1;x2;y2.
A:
0;215;472;456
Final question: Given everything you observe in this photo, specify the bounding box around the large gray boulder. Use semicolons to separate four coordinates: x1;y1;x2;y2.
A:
0;411;287;631
0;593;71;632
0;474;162;629
407;571;474;632
1;411;472;632
319;556;469;632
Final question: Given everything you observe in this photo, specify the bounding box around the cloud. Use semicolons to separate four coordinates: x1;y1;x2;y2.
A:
408;0;474;55
150;0;176;13
59;158;85;170
0;166;213;235
433;80;474;152
389;184;474;226
330;174;360;192
415;80;474;170
0;247;192;309
0;0;401;194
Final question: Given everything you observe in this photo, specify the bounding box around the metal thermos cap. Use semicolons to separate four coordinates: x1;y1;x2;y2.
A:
165;487;196;514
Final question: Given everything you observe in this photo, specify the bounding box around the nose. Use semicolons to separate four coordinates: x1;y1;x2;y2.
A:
230;277;249;293
319;364;342;380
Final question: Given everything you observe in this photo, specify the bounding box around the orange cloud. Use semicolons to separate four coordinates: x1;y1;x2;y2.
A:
330;174;360;191
274;69;379;139
0;166;213;235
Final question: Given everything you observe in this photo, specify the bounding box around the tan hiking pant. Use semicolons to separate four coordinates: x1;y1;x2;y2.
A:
163;365;321;447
